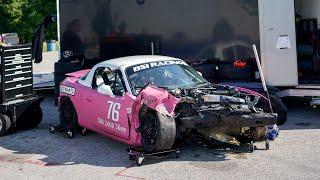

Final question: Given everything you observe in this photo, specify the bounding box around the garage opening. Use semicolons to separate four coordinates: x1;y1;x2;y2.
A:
295;0;320;84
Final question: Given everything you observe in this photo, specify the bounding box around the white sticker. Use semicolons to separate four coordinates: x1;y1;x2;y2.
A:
276;35;291;49
60;85;76;96
132;60;188;72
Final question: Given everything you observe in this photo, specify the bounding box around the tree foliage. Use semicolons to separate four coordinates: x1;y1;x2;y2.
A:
0;0;57;43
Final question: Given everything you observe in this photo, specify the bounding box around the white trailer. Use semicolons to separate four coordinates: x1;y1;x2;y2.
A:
51;0;320;106
259;0;320;105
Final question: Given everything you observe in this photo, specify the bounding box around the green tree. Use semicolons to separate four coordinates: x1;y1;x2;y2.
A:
0;0;57;43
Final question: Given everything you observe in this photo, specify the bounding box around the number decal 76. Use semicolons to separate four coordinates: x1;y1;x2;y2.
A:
107;101;121;122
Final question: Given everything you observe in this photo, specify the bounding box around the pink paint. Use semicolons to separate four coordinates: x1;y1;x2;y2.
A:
60;77;180;147
66;69;90;78
59;71;268;148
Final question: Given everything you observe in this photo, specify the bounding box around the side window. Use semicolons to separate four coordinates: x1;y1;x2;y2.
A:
92;67;114;90
92;67;126;97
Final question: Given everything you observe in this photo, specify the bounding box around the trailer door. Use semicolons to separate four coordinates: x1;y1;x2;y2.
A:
259;0;298;86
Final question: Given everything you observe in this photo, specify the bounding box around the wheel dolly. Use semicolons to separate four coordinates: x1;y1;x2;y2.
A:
49;124;88;139
126;147;181;166
248;139;270;153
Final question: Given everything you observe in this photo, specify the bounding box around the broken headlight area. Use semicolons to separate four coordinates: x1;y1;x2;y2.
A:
172;85;278;146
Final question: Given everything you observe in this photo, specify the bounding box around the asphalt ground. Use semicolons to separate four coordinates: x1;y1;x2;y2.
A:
0;93;319;180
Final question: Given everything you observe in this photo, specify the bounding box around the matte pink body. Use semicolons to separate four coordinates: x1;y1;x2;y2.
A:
59;70;267;147
59;71;180;147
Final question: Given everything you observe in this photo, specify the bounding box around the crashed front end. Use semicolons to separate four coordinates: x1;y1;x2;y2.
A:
171;85;279;145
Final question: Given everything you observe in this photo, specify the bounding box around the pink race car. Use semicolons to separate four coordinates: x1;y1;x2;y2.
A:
57;56;278;154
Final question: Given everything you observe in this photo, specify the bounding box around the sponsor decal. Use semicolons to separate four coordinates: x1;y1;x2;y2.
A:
142;98;156;105
60;85;76;96
97;101;127;133
132;60;187;73
98;117;127;133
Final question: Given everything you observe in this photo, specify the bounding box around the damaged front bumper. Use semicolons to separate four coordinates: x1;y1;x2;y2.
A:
179;111;278;132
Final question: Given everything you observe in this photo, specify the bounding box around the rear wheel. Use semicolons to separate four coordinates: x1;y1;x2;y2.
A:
59;98;78;132
140;111;176;153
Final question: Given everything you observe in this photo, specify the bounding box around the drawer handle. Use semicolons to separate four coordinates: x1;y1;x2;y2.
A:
13;77;25;81
15;94;24;98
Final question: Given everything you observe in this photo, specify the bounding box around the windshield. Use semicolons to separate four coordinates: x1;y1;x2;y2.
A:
126;60;208;95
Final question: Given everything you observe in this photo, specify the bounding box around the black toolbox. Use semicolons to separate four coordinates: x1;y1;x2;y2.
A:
0;44;43;136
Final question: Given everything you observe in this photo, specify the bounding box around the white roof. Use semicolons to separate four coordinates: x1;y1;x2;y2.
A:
78;55;184;89
96;55;182;69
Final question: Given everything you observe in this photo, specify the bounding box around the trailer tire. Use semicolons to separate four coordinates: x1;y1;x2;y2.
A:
140;111;176;153
0;115;10;136
17;105;43;129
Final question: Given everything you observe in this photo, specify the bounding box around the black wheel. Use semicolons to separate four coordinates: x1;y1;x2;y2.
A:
258;95;288;126
17;104;43;129
270;96;287;126
140;111;176;153
129;153;136;161
0;115;7;137
59;98;78;134
136;156;144;166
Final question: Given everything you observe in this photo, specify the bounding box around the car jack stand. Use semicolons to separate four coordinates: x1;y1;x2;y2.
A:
126;148;181;166
49;124;75;139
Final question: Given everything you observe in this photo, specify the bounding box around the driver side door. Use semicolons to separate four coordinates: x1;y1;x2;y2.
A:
89;67;130;140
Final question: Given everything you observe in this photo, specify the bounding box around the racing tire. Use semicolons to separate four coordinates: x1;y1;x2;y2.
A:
59;98;79;132
16;105;43;129
140;111;176;153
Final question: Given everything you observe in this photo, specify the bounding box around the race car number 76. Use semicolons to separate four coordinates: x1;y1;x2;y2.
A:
107;101;121;122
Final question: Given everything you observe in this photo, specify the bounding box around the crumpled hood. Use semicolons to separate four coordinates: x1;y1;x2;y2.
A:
135;85;180;116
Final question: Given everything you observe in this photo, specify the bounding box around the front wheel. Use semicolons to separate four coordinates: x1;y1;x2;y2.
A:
140;111;176;153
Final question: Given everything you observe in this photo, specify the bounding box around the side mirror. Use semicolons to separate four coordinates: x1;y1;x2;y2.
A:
197;71;203;77
97;85;114;97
